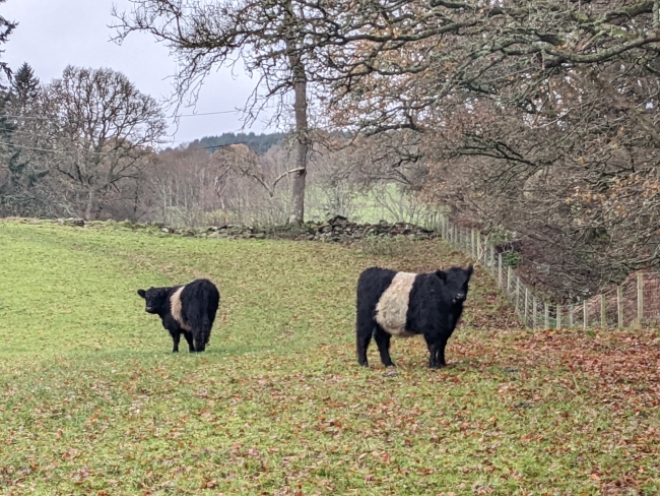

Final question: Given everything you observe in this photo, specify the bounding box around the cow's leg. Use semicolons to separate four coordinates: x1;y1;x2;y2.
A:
170;330;181;353
182;331;195;352
438;337;449;367
356;296;375;367
374;325;395;367
192;329;206;353
356;318;374;367
424;334;444;369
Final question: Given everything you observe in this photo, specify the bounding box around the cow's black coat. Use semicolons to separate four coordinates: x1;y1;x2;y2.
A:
356;265;473;369
137;278;220;353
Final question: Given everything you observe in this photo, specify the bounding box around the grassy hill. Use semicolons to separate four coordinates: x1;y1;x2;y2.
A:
0;220;658;495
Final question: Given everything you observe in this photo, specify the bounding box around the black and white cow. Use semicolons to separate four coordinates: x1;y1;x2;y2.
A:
356;265;473;369
137;278;220;353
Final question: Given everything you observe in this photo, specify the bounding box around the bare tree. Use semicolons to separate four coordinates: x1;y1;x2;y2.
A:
41;66;166;220
209;143;294;225
112;0;332;223
216;143;297;197
148;147;214;226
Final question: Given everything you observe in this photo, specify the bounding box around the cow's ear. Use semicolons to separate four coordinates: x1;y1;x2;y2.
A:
466;264;474;278
137;289;146;299
435;270;447;282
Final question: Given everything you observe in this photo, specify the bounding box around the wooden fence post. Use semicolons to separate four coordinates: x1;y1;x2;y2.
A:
556;305;561;329
476;233;481;261
637;272;644;325
515;277;521;315
489;245;495;270
601;294;607;328
569;305;574;328
498;254;503;288
507;266;512;295
533;297;537;329
583;300;588;329
471;229;476;257
524;287;529;327
617;285;624;329
545;303;549;329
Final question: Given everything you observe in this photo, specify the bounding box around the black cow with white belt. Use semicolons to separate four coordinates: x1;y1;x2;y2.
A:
356;265;472;369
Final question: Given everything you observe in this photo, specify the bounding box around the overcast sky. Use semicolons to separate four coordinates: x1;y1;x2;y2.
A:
2;0;273;147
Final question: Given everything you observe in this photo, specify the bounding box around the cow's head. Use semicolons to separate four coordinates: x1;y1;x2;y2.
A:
137;287;170;314
435;265;473;304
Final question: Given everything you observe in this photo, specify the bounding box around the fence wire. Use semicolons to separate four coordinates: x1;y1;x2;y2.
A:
437;217;660;330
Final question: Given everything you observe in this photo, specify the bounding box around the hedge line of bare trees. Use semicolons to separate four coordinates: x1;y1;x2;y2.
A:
0;64;416;227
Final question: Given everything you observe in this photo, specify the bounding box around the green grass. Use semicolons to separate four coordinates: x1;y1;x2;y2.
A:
0;219;658;495
306;183;445;227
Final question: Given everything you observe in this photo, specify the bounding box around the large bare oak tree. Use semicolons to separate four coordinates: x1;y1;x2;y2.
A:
112;0;337;223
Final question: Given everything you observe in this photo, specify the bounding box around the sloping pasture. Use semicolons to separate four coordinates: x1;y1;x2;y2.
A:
0;220;657;495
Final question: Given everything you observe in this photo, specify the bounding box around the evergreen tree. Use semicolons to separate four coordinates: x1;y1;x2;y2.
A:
192;132;287;155
0;0;17;173
0;90;26;212
0;0;17;89
11;62;40;110
0;3;48;216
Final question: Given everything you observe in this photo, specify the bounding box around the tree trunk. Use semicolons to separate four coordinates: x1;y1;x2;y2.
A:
287;42;309;225
85;188;96;220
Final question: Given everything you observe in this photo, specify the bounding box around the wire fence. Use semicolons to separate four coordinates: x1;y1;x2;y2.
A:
436;216;660;330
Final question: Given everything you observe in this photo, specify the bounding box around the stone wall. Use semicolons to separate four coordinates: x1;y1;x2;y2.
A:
189;216;438;242
57;215;440;243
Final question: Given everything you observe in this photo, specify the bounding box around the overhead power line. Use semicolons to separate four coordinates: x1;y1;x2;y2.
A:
0;139;234;156
2;109;240;122
0;140;137;156
177;110;239;117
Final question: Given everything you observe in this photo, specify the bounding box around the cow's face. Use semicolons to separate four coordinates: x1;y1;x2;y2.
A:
436;265;473;304
137;287;170;314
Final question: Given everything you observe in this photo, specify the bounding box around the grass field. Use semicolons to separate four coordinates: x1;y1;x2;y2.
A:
0;219;659;495
305;184;445;227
